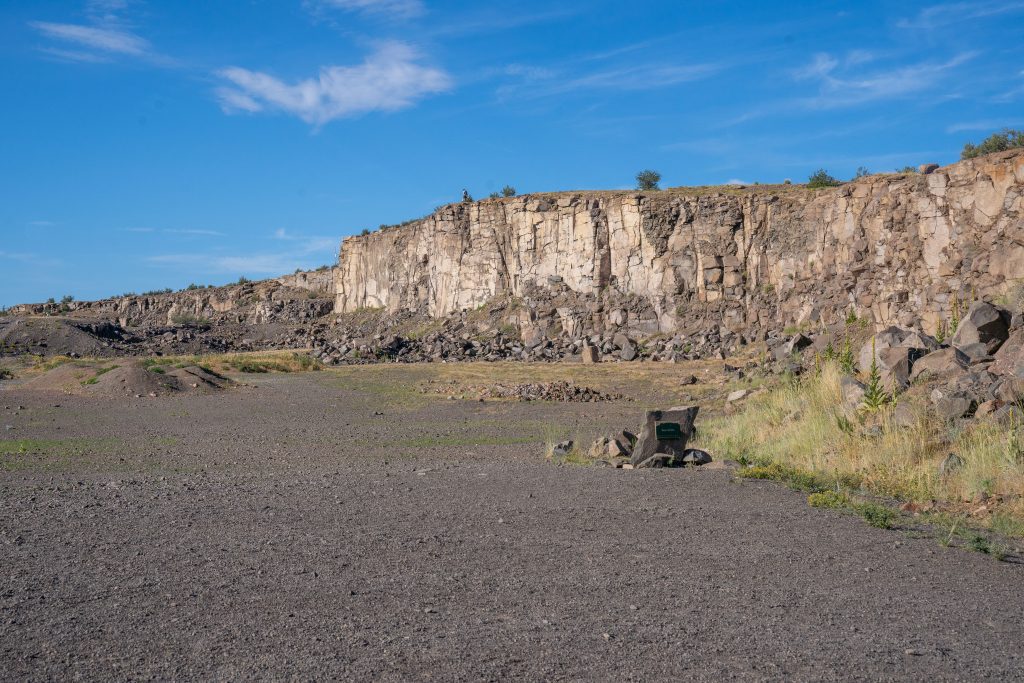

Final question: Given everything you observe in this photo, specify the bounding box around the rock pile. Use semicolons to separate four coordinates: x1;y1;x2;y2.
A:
574;406;714;469
828;301;1024;423
423;380;622;402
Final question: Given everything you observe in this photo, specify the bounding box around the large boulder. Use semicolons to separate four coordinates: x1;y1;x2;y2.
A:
993;329;1024;376
951;302;1010;354
877;346;912;391
930;388;975;421
909;347;970;382
858;327;908;374
840;376;867;416
631;406;699;468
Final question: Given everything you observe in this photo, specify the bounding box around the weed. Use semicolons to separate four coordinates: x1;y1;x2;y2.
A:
808;490;850;509
856;503;896;529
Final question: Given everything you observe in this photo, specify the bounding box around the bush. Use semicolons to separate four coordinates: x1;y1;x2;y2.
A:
807;169;841;188
60;295;74;304
961;129;1024;160
636;170;661;191
234;276;251;286
501;185;516;197
854;166;869;179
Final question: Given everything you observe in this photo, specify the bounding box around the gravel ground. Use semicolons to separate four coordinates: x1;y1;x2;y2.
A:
2;370;1023;681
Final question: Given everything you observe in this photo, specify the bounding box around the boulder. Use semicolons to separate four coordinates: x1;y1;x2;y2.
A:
950;302;1010;353
930;388;974;420
581;344;599;364
993;377;1024;403
900;331;941;353
611;430;636;456
631;406;699;468
956;342;993;365
858;327;908;374
909;347;970;381
938;453;963;477
726;389;749;402
992;329;1024;376
877;346;912;391
680;448;713;466
840;376;867;416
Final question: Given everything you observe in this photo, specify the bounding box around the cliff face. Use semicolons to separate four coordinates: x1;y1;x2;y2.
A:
335;151;1024;338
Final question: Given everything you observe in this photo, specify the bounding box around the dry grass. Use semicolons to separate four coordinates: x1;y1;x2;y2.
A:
323;359;735;407
698;362;1024;534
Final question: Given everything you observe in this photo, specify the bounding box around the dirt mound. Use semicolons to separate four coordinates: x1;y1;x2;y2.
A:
15;361;234;397
0;317;124;358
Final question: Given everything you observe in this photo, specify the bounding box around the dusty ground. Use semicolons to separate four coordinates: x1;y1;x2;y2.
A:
2;364;1023;681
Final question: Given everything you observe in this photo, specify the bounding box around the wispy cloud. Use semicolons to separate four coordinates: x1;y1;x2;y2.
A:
31;21;149;57
273;228;337;253
793;51;976;109
123;227;224;236
312;0;425;19
498;60;720;100
29;1;165;64
429;7;579;38
897;1;1024;30
215;42;451;127
0;250;62;267
946;119;1024;133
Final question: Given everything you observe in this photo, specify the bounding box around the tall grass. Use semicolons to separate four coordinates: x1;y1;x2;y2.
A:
698;362;1024;528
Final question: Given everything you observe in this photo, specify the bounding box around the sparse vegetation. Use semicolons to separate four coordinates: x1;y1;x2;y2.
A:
636;170;662;191
961;128;1024;160
854;166;870;179
699;361;1024;535
807;169;841;188
233;276;251;286
169;313;212;327
501;185;516;197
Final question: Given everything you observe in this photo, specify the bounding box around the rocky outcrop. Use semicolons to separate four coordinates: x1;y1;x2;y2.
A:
335;151;1024;340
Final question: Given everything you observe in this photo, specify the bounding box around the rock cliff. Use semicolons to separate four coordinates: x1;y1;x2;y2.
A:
335;150;1024;339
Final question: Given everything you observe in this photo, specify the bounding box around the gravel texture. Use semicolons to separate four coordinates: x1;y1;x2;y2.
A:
2;371;1023;681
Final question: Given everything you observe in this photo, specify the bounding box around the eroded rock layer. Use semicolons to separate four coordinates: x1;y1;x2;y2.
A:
336;151;1024;338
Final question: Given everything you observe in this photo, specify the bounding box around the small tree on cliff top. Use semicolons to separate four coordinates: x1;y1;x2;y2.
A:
961;129;1024;160
807;169;841;188
636;170;661;191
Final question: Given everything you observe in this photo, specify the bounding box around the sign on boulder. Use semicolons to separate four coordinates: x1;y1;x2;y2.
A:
630;406;700;468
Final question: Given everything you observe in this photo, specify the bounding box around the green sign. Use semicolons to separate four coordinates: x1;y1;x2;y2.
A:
655;422;683;440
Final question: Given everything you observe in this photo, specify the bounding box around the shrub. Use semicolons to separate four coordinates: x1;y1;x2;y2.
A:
856;503;896;529
60;295;74;304
807;169;841;188
234;276;251;286
854;166;870;179
808;490;850;509
961;129;1024;160
360;228;370;236
502;185;516;197
488;192;500;199
0;368;12;380
898;166;917;174
636;170;661;191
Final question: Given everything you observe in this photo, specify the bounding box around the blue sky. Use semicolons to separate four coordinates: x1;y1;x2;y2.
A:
2;0;1023;306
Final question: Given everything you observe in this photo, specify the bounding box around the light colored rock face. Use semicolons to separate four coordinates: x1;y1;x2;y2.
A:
335;151;1024;336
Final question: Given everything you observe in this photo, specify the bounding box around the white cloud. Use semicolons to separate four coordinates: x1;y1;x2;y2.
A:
316;0;424;19
946;120;1024;133
898;1;1024;30
30;21;149;57
216;42;451;126
793;52;976;109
